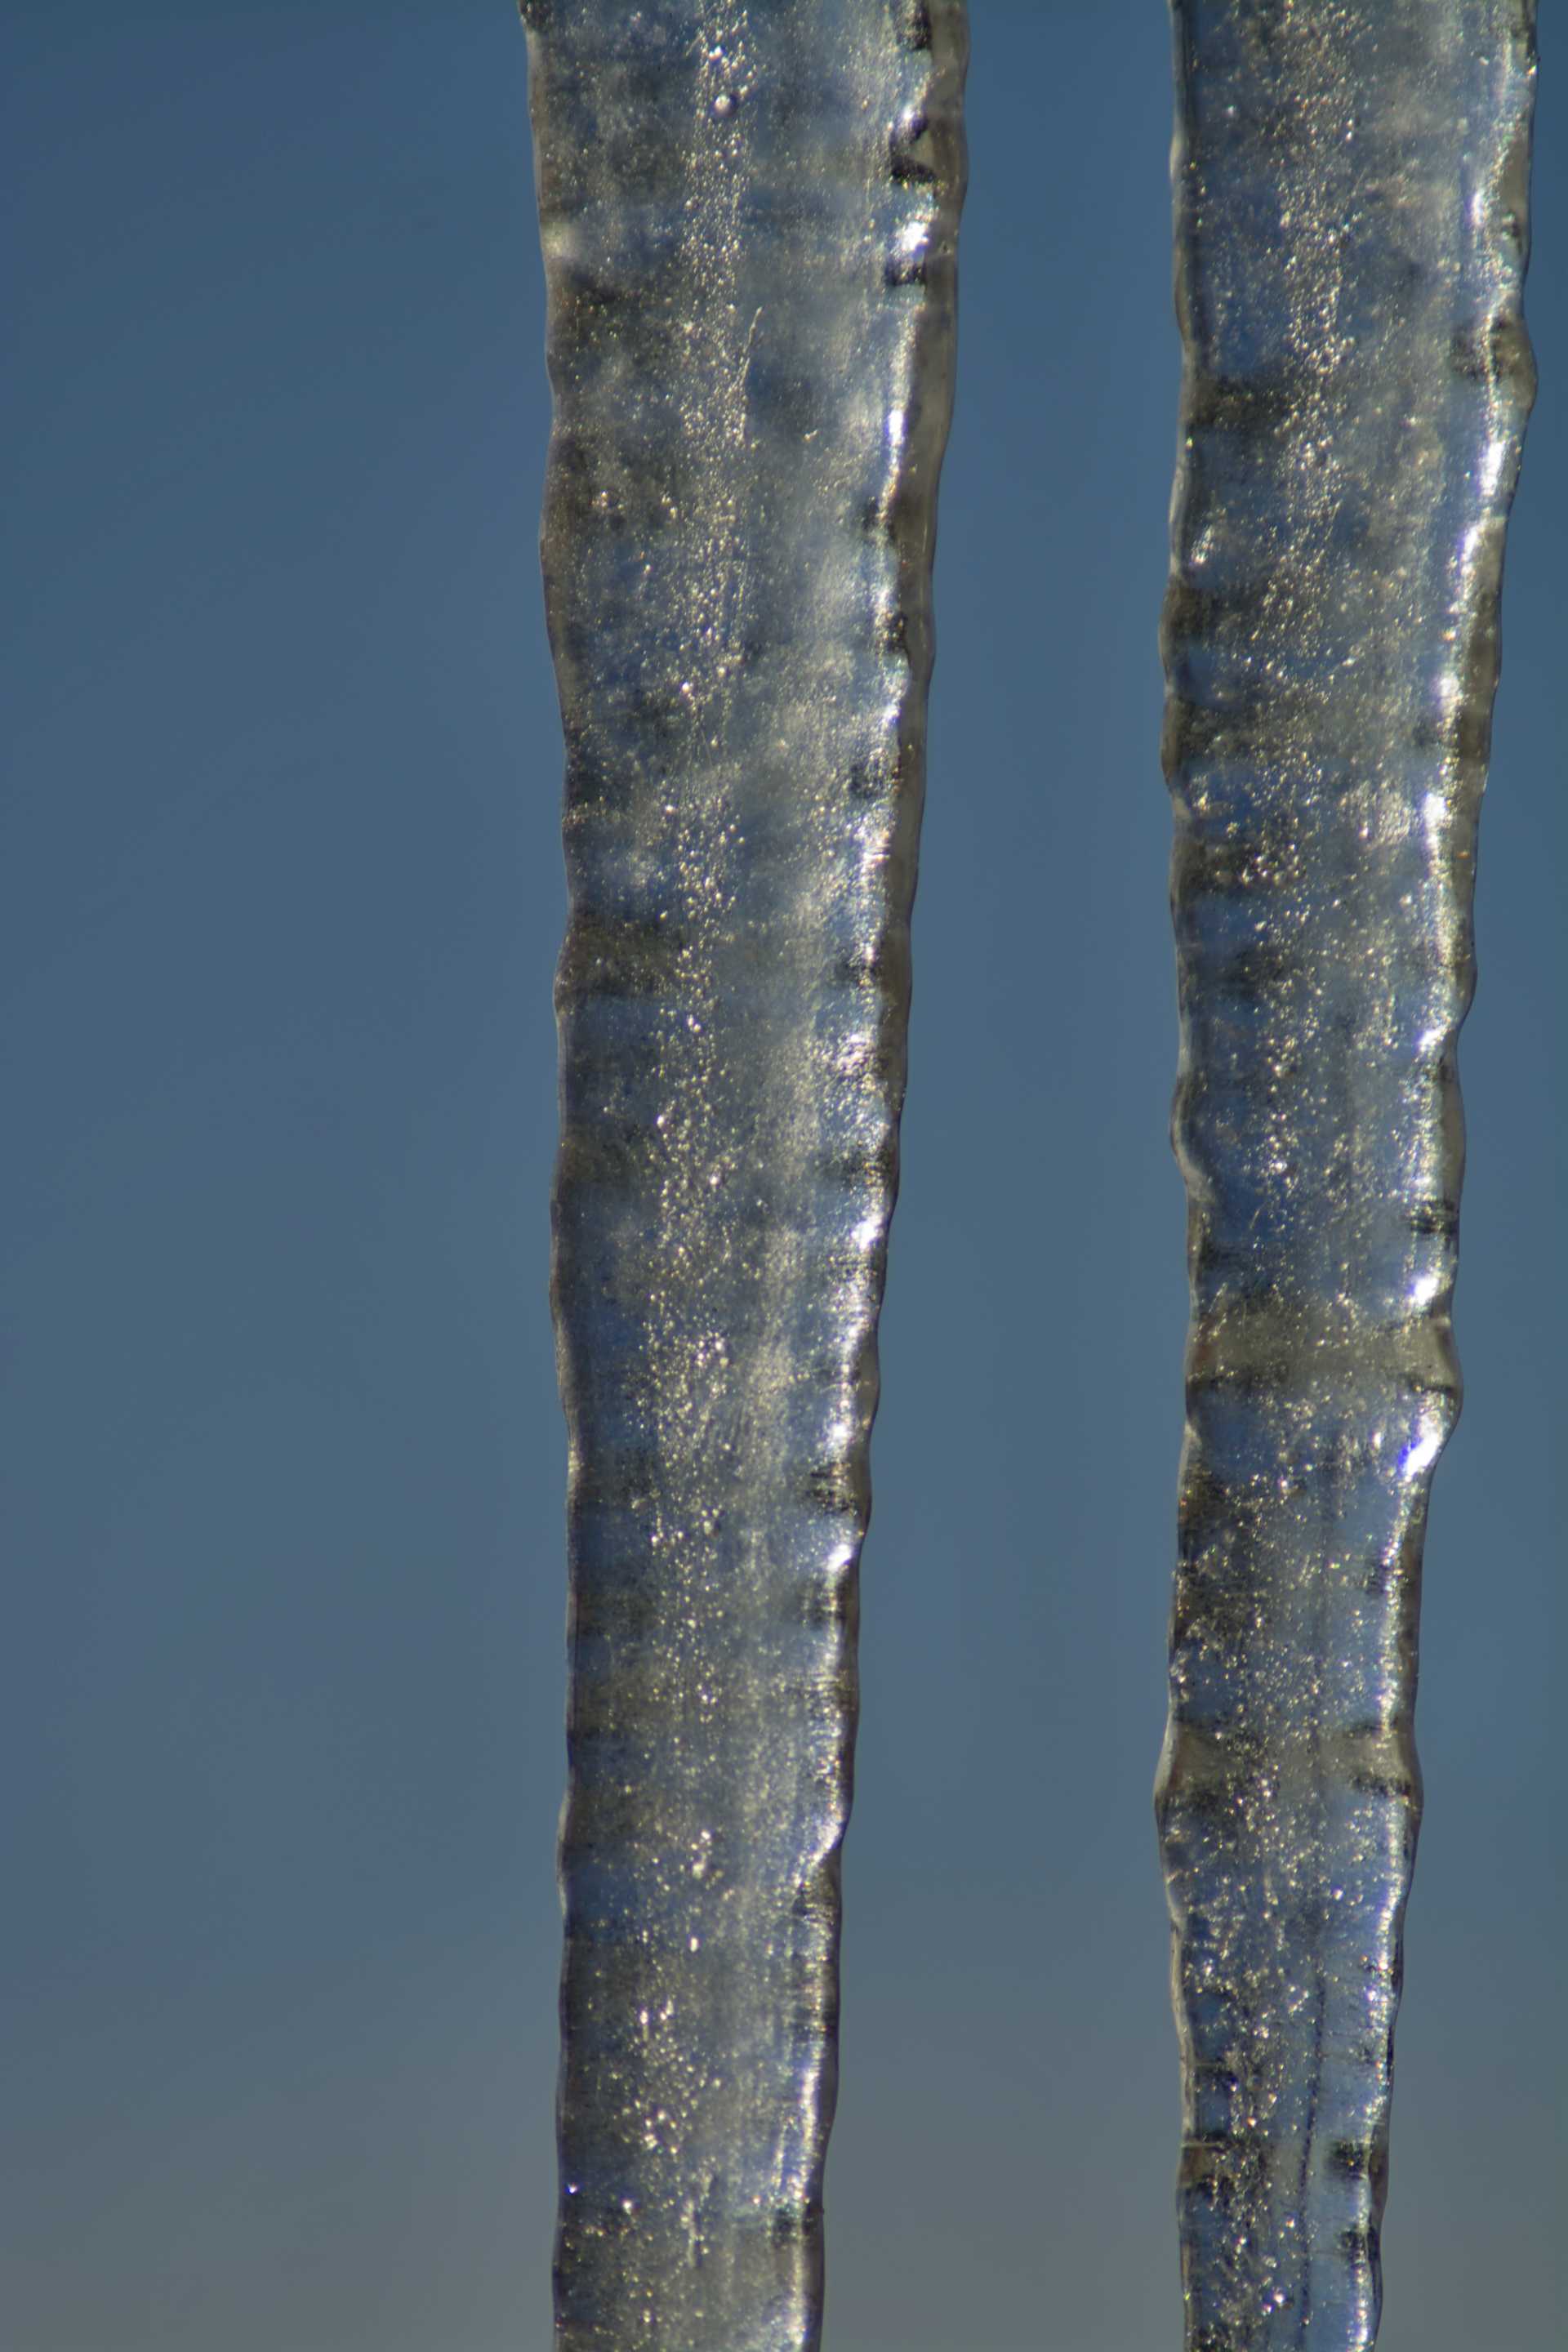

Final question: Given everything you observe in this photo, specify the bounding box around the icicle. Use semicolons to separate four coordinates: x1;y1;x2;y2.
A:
522;6;966;2344
1156;7;1536;2345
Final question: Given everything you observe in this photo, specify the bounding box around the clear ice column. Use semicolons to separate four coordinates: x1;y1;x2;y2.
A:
1156;6;1535;2347
521;7;966;2346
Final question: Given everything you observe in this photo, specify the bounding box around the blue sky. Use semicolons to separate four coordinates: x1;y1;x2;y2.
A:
2;6;1561;2346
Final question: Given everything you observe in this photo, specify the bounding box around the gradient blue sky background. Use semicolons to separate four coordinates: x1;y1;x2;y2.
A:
2;6;1561;2347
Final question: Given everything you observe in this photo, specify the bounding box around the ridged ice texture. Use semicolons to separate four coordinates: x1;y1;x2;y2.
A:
522;6;966;2346
1156;7;1535;2347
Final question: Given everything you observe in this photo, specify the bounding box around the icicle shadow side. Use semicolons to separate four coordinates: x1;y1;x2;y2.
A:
522;6;967;2346
1157;7;1535;2348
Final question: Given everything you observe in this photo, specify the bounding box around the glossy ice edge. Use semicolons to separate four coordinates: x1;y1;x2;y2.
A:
521;7;966;2345
1156;7;1536;2346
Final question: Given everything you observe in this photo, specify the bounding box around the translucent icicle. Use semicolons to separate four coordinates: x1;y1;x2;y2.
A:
521;6;967;2345
1156;7;1536;2346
